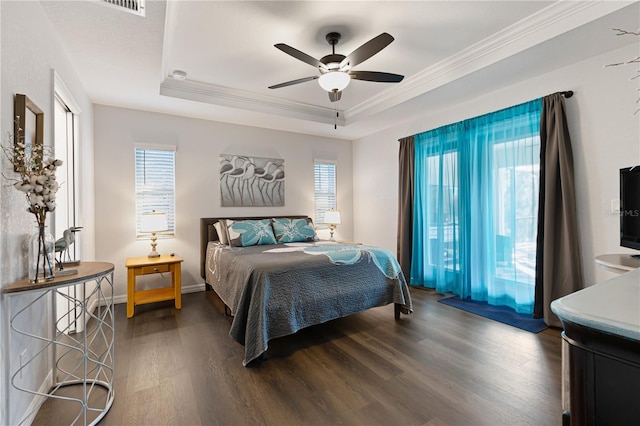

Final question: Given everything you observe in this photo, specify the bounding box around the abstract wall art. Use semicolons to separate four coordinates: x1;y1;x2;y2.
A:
219;154;285;207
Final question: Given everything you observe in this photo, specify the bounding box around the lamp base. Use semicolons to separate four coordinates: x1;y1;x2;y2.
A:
329;225;336;241
148;234;161;258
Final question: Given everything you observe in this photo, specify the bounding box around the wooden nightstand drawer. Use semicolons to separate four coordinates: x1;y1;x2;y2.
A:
139;264;170;275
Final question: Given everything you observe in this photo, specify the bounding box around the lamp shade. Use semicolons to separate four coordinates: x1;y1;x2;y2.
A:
324;210;342;225
318;71;350;92
140;211;168;233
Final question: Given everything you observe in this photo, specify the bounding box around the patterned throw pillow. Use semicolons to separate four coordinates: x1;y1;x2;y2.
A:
226;219;277;247
271;218;317;243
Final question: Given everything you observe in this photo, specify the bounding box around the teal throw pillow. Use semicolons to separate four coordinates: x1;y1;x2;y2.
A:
272;218;317;243
227;219;277;247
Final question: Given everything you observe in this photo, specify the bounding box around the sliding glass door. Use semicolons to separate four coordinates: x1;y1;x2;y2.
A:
411;99;541;314
493;138;540;309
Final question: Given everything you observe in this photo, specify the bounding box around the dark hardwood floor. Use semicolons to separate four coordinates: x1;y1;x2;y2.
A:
40;288;564;425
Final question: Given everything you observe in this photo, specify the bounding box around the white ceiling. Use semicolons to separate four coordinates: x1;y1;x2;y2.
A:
40;0;640;140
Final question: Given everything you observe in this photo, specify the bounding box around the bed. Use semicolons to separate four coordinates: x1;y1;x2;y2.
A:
200;216;413;365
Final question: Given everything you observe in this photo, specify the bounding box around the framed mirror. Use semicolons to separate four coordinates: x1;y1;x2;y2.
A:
14;93;44;173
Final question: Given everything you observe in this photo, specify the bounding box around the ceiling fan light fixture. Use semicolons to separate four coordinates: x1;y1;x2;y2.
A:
318;71;350;92
271;32;402;104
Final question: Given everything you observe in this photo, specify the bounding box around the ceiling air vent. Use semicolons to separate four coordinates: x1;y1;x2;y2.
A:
100;0;146;17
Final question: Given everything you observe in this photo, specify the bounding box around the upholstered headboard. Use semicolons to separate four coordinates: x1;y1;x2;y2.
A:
199;216;309;279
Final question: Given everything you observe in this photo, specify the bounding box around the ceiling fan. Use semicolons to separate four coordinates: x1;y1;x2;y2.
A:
268;32;404;102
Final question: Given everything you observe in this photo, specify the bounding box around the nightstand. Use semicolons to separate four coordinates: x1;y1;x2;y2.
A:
125;254;183;318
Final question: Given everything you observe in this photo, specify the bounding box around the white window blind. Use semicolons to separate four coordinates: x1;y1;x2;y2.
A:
314;161;337;225
135;147;175;238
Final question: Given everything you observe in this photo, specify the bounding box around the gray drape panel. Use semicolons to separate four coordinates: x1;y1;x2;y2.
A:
397;136;414;277
534;93;584;327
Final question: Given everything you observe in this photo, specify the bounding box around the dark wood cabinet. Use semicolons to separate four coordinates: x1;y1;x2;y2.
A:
561;320;640;425
552;266;640;426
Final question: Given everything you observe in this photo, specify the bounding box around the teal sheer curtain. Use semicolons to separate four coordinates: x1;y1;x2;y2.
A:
410;99;542;314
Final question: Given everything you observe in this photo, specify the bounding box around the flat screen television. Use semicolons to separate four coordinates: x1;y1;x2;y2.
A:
620;166;640;255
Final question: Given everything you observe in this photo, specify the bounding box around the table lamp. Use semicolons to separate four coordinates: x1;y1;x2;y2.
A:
140;211;168;258
324;210;341;241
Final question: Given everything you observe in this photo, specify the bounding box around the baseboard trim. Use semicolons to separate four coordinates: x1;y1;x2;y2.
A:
111;282;206;305
19;369;53;425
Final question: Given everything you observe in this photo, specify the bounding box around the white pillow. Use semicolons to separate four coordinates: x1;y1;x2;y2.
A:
214;220;229;245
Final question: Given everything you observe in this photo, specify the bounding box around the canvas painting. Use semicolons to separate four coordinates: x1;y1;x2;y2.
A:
220;155;285;207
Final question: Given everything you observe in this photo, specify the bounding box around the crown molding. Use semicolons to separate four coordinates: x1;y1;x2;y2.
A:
159;78;345;126
344;0;635;124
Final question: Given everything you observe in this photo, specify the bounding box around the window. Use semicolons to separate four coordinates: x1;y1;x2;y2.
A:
314;161;337;225
135;146;176;238
53;93;79;257
54;73;82;334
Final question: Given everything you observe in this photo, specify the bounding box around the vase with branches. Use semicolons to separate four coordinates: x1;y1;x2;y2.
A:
4;117;63;282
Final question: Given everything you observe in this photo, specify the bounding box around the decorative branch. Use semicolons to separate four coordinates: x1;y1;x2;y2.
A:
613;28;640;36
605;28;640;114
3;122;63;226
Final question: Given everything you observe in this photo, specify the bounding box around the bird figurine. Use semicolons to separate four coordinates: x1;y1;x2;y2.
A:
55;226;82;269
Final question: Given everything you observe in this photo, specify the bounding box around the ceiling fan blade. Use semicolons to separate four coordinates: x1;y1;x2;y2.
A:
268;76;319;89
274;43;328;71
339;33;394;70
328;90;342;102
349;71;404;83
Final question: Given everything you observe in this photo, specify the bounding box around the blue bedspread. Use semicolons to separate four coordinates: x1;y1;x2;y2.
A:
205;242;413;365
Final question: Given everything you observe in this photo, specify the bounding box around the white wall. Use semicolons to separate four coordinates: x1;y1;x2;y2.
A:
93;106;352;301
0;2;95;425
353;42;640;289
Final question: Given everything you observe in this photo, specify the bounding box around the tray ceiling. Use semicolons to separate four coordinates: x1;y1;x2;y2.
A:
40;1;640;139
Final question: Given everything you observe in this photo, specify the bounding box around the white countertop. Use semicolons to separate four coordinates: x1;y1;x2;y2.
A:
551;268;640;342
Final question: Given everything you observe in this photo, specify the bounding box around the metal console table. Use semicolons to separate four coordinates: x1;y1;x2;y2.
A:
3;261;115;425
